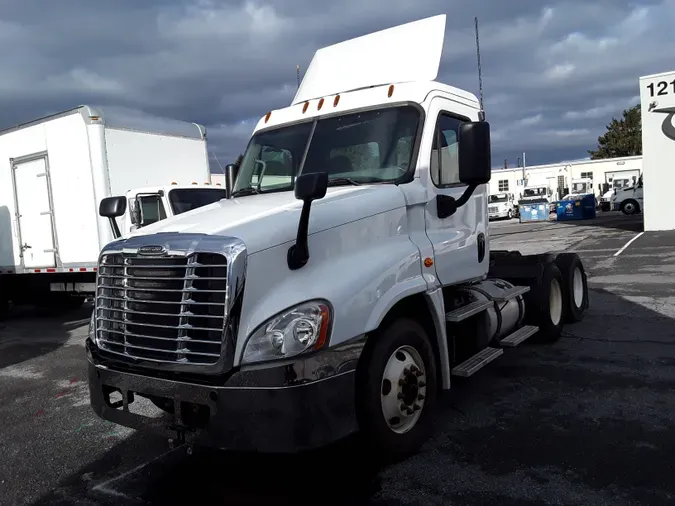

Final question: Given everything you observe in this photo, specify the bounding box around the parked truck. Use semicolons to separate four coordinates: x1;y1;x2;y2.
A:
610;173;643;214
0;105;226;315
488;192;516;220
87;15;589;459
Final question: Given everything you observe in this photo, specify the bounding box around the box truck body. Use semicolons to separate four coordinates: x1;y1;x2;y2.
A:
0;105;211;309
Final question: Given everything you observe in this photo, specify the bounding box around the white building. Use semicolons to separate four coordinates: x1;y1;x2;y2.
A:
489;155;642;201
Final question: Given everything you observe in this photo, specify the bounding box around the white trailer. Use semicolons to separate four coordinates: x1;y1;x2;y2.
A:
0;105;219;313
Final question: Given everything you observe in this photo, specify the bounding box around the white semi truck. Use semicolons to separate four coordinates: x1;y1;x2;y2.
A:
0;106;226;315
87;16;589;459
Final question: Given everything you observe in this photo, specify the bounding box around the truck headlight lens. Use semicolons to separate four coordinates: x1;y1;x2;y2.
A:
241;300;331;364
89;310;96;340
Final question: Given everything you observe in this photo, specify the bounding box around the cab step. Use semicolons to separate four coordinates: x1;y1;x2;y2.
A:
445;300;493;322
491;285;530;302
500;325;538;347
451;347;503;377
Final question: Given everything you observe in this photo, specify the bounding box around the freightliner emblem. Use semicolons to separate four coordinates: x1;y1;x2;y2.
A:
137;245;167;256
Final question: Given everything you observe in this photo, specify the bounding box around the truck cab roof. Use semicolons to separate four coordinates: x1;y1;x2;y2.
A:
254;80;481;135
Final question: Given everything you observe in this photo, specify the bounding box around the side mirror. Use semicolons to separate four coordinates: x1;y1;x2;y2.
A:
99;196;126;239
99;196;126;218
295;171;328;201
437;121;490;219
287;172;329;270
458;121;491;186
225;163;239;198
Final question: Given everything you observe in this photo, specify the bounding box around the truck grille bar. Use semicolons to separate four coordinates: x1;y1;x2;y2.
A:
95;253;228;365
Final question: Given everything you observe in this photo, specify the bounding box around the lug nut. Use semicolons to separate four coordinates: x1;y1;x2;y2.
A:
403;367;410;374
413;404;421;411
418;381;426;387
400;404;406;412
397;393;404;400
418;394;425;401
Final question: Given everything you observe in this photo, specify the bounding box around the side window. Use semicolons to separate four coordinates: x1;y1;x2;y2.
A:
498;179;509;191
138;195;166;226
430;113;464;187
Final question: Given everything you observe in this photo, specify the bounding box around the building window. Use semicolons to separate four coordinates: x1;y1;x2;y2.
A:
580;171;593;179
498;179;509;191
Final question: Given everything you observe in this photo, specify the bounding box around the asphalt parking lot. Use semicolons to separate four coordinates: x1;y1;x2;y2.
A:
2;211;674;506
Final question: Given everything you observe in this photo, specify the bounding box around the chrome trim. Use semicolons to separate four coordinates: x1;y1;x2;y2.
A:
94;233;247;375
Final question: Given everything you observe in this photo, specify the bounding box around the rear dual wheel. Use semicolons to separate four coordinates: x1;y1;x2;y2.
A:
355;318;437;461
554;252;588;323
523;261;564;342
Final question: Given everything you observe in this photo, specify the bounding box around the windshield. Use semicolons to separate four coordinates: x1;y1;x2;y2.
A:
168;188;228;215
489;194;509;203
233;105;420;195
523;187;547;197
572;182;589;193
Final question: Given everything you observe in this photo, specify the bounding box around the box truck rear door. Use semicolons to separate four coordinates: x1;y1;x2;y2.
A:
12;155;57;269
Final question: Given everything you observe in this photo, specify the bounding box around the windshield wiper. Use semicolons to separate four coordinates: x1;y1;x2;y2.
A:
327;177;364;187
230;187;261;197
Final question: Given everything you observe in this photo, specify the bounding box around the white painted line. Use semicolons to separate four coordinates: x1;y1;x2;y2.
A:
92;447;179;498
614;231;644;257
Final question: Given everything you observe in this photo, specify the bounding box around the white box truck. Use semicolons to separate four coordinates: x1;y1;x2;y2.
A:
0;105;226;315
87;16;590;459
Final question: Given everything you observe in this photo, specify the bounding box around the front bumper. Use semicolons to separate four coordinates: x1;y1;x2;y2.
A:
86;337;364;453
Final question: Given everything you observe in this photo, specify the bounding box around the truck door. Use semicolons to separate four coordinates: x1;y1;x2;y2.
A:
11;154;57;269
423;96;487;285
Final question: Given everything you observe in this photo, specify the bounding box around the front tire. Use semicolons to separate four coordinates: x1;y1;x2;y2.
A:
507;209;513;219
355;318;437;461
621;199;640;215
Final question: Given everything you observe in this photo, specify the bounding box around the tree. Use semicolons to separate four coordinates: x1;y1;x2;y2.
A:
588;104;642;159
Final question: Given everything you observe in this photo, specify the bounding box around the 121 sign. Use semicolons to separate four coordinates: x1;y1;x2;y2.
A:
647;79;675;97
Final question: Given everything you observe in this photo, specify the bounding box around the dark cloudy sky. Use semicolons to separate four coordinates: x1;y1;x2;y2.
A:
0;0;671;172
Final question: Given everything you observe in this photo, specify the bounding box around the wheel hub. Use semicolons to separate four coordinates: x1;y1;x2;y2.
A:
381;346;427;434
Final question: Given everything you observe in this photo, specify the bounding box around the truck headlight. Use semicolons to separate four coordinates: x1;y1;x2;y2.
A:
241;300;331;365
89;310;96;341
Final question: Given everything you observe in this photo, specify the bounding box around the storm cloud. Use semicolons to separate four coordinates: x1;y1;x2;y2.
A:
0;0;672;171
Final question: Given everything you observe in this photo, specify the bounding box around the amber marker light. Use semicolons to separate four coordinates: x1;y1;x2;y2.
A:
424;257;434;268
333;95;340;107
388;84;395;97
314;304;331;350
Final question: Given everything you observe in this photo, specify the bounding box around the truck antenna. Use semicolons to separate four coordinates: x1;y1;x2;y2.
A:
474;16;485;120
296;65;300;89
211;151;225;175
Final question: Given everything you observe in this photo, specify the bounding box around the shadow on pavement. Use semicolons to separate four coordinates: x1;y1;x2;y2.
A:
27;286;675;506
0;303;93;369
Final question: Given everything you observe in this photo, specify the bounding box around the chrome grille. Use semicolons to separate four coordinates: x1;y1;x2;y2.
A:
488;206;498;213
95;252;228;365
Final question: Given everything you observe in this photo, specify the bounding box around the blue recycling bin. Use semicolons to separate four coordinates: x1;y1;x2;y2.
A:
518;202;550;223
556;194;597;221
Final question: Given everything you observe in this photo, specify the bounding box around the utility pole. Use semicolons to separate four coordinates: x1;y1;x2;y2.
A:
522;151;527;187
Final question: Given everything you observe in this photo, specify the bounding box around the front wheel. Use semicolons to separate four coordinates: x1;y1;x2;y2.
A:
355;318;437;461
507;209;513;219
621;199;640;215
